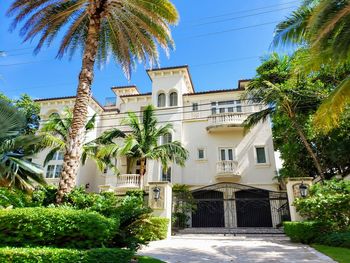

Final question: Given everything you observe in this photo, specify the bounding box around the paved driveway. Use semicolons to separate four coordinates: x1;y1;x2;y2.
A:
138;235;335;263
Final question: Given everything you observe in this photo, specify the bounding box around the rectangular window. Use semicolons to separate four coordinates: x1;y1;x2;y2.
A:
54;165;62;178
219;148;235;161
219;108;225;113
228;107;234;112
161;167;171;182
192;103;199;112
197;149;205;160
46;165;55;178
236;105;242;112
211;108;217;115
256;147;267;164
53;151;64;160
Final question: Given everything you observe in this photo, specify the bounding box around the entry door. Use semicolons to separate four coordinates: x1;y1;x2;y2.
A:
235;190;273;227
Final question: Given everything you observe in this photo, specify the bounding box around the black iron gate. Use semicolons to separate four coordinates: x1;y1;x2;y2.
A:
190;183;290;228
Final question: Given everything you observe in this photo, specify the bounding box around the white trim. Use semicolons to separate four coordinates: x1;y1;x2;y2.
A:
196;147;207;161
254;145;270;166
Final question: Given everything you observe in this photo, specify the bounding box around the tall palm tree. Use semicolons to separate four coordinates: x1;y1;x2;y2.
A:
243;54;326;180
98;105;188;186
8;0;179;202
0;99;55;191
273;0;350;132
41;108;118;174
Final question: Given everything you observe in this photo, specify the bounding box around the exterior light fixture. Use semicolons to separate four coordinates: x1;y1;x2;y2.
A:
299;182;308;198
153;186;161;201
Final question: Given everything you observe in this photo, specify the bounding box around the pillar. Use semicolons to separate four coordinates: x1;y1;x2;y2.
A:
148;181;172;238
285;177;313;221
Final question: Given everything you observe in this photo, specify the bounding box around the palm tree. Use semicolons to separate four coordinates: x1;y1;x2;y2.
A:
243;54;325;180
0;99;54;191
8;0;179;202
98;105;188;187
41;108;118;174
273;0;350;132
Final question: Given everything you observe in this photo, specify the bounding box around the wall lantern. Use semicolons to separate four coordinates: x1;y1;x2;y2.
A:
299;182;308;198
153;187;161;201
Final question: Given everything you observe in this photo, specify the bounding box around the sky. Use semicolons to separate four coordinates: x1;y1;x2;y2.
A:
0;0;299;105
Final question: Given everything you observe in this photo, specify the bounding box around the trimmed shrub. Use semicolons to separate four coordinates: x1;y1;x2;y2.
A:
315;232;350;248
0;208;118;248
294;180;350;231
0;247;133;263
284;221;327;244
134;217;169;242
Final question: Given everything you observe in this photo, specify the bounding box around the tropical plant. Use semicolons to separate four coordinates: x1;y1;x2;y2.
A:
0;99;54;191
98;105;188;185
41;108;117;175
273;0;350;131
243;53;328;180
7;0;179;202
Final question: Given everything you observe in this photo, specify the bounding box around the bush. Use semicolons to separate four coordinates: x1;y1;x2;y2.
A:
315;232;350;248
134;217;169;242
0;247;133;263
294;180;350;231
172;184;196;229
284;221;328;244
0;188;32;208
0;208;118;248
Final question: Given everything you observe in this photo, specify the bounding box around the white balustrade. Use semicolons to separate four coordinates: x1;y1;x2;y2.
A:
208;112;248;126
116;174;140;188
216;160;239;174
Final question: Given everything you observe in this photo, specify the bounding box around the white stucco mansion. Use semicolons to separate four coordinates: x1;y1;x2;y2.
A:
33;66;289;228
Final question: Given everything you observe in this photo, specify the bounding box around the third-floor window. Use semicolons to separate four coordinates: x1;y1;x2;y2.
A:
169;92;178;106
211;100;242;115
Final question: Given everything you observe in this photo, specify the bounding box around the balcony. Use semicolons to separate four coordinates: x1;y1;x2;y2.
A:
215;160;241;182
116;174;141;189
206;112;249;132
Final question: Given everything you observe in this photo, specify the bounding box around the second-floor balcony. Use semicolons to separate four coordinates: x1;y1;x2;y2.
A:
215;160;241;182
116;174;141;189
206;112;249;132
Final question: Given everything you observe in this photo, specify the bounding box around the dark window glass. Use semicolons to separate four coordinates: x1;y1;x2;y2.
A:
256;147;266;163
169;92;178;106
158;93;166;107
192;103;199;112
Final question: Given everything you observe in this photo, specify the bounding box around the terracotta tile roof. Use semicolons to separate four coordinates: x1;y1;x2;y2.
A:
119;92;152;98
111;85;138;90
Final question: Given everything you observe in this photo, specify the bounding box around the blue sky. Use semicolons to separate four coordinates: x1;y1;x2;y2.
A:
0;0;298;104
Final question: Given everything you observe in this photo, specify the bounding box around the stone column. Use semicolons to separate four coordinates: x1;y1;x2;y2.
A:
148;181;172;238
286;177;313;221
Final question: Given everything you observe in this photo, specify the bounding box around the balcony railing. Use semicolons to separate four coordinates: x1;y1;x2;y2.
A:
216;160;239;175
116;174;140;188
208;112;248;128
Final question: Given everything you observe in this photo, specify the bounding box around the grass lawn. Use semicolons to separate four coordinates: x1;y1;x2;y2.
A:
135;256;165;263
311;244;350;263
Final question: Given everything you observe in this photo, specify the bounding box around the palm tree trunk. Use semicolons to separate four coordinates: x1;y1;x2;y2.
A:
291;118;325;180
56;15;100;203
139;158;146;189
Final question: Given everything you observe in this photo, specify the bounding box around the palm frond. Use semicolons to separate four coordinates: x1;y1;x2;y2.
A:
313;75;350;132
0;99;26;140
243;108;274;131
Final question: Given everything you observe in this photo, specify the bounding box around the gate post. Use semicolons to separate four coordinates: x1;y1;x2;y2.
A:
286;177;313;221
148;181;172;238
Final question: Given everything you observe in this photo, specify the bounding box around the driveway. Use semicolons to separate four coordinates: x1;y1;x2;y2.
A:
138;234;335;263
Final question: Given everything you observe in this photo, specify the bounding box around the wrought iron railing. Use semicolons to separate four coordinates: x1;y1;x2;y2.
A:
116;174;140;188
216;160;239;174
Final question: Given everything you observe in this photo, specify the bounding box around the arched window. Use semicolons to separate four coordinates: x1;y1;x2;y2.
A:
158;93;166;107
169;92;178;106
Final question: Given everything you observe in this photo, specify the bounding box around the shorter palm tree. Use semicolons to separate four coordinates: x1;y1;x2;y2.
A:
98;105;188;186
41;108;118;177
0;99;55;191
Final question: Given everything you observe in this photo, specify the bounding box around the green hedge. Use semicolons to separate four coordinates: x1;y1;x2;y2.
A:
0;247;133;263
315;232;350;248
0;208;118;248
284;221;327;244
134;217;169;242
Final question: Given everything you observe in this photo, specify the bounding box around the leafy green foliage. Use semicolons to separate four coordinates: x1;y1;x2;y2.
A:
0;208;118;248
315;232;350;249
0;188;32;208
0;247;133;263
294;180;350;231
284;221;327;244
172;184;196;228
133;217;169;242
